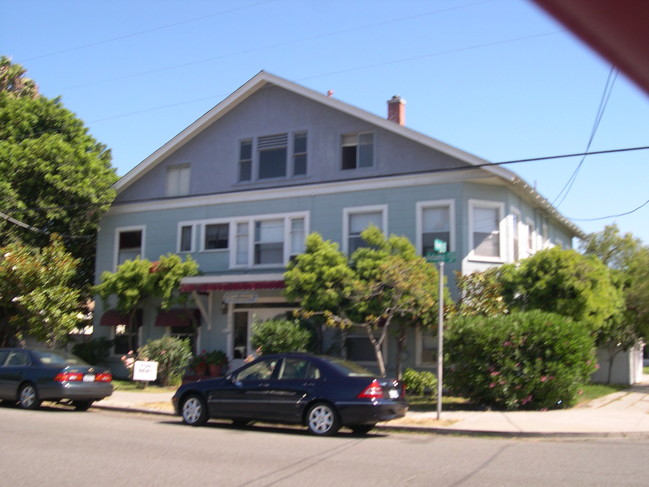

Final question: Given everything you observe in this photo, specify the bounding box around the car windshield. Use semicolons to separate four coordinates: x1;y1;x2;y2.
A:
32;350;88;366
326;357;374;377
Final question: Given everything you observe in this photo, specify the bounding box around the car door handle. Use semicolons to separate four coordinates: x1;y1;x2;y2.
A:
301;382;316;387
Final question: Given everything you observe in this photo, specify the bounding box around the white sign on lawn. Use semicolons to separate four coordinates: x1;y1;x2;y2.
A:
133;360;158;382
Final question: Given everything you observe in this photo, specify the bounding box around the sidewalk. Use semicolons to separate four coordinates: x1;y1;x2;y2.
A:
94;377;649;438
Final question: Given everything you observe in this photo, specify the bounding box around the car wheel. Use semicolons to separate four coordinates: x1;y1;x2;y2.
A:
306;402;340;436
18;383;41;410
72;400;93;411
181;394;208;426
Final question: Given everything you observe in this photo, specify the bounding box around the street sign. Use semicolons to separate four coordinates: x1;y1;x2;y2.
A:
425;251;456;263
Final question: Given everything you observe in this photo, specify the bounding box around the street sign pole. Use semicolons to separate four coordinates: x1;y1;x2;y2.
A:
437;261;444;420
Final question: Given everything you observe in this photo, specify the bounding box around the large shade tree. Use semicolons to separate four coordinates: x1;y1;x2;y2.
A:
0;57;118;289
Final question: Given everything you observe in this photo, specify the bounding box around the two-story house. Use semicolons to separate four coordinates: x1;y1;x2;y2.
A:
93;71;584;375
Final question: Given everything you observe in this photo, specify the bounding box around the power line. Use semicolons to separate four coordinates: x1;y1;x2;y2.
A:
552;67;618;207
569;199;649;222
22;0;280;62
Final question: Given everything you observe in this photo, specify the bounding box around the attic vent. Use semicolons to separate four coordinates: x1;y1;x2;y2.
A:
258;134;288;150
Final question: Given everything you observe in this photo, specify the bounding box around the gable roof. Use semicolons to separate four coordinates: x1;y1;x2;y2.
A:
114;70;584;238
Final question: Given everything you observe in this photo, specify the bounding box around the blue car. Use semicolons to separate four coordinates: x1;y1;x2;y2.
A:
0;348;113;410
172;352;408;436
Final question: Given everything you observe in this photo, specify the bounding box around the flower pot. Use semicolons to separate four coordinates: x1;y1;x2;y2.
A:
208;364;222;377
195;362;207;376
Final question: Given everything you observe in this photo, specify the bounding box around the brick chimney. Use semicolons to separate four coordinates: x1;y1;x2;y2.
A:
387;95;406;125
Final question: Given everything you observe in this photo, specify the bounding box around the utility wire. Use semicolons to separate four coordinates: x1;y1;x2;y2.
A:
552;66;618;207
569;199;649;221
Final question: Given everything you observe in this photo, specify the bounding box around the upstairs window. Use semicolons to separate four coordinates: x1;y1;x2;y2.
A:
116;228;144;267
342;133;374;170
233;213;308;268
418;202;453;256
470;200;503;260
204;223;229;250
166;164;190;197
293;132;307;176
239;140;252;182
344;206;386;254
258;134;288;179
179;225;193;252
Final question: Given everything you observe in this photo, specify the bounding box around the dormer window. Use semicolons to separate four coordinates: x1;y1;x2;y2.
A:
342;133;374;170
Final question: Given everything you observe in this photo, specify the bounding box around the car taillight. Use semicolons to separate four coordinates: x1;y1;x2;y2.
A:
357;379;384;399
96;372;112;382
54;372;84;382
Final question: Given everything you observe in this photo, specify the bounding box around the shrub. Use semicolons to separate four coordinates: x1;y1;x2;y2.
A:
445;310;596;410
138;336;193;387
403;368;437;396
72;337;113;365
251;318;312;354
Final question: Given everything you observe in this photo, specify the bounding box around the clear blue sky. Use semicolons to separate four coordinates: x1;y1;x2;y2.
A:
3;0;648;244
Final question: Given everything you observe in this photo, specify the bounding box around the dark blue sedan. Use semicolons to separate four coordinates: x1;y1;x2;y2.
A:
0;348;113;410
172;352;408;435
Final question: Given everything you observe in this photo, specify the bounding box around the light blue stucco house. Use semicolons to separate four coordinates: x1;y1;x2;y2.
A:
93;71;585;376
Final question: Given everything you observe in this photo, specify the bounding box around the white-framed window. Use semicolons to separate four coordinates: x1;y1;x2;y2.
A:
511;209;521;262
114;226;145;269
166;164;190;197
343;205;387;254
204;222;229;251
469;200;504;261
416;200;454;257
341;132;374;170
521;218;534;257
179;224;194;253
232;212;309;268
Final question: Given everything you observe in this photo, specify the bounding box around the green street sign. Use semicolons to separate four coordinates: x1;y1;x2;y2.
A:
426;251;457;263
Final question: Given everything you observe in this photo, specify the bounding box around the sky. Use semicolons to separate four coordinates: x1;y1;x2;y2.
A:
3;0;648;245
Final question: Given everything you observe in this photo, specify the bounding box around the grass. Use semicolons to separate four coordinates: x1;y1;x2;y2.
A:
407;382;628;412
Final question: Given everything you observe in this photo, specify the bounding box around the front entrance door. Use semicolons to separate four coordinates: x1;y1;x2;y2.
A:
231;307;294;362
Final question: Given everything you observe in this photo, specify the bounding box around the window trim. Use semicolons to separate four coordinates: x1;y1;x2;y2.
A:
342;205;388;255
239;132;308;182
114;225;146;271
468;199;505;262
230;211;309;269
202;221;230;252
416;199;455;257
341;132;375;170
511;208;521;262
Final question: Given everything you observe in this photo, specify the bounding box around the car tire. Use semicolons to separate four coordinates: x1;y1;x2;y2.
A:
350;424;376;435
306;402;340;436
73;400;93;411
181;394;208;426
18;383;41;410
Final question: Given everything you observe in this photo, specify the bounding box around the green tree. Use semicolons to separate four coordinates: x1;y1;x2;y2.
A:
251;318;312;354
285;227;447;377
497;247;623;336
95;254;199;351
0;236;83;347
0;56;38;98
0;57;118;289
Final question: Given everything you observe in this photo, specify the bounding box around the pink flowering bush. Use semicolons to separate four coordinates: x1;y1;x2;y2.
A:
137;336;193;386
445;311;596;410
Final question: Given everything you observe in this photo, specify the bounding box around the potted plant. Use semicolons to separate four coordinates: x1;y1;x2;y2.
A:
191;351;209;377
205;349;227;376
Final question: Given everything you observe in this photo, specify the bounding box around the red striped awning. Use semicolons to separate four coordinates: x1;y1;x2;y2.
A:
155;309;200;328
